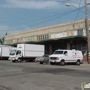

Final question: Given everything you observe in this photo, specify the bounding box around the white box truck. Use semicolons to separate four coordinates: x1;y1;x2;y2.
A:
8;44;44;62
49;49;83;66
0;45;12;60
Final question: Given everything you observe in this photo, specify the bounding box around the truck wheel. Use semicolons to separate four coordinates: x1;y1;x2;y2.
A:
18;59;22;62
46;60;49;64
76;60;80;65
50;62;54;65
60;60;65;66
40;62;43;64
12;60;16;62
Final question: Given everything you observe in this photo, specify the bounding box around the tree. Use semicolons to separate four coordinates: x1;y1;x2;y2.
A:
0;38;3;44
0;32;8;44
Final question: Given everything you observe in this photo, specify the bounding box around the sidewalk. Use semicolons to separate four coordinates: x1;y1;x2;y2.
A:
80;61;90;66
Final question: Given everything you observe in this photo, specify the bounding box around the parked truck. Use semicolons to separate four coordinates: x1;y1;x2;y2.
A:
0;45;13;60
8;44;44;62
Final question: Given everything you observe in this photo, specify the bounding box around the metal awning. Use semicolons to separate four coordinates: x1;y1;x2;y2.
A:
5;35;86;46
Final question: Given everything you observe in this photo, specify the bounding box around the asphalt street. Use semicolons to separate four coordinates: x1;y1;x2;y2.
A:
0;60;90;90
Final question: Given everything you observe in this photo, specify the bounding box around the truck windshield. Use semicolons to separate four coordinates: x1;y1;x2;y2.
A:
10;50;16;55
53;51;63;54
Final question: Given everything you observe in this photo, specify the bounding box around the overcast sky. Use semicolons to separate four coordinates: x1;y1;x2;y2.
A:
0;0;90;38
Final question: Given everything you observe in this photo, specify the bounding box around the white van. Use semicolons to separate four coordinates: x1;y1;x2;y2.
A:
49;49;83;66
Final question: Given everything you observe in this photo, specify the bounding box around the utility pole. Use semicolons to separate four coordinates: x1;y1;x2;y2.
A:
84;0;90;63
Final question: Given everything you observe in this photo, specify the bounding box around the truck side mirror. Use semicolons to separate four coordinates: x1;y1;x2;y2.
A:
16;52;18;55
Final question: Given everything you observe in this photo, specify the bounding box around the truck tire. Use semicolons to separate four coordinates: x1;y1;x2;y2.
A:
46;60;49;64
18;59;22;62
50;62;55;65
12;60;16;62
40;62;43;64
76;60;80;65
60;60;65;66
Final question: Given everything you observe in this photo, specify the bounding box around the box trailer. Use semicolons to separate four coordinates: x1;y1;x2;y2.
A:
0;45;12;60
8;44;44;62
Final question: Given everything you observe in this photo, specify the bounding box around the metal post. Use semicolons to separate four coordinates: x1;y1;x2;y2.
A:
84;0;90;63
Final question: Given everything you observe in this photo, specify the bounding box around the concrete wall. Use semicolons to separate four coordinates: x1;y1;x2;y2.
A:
4;19;88;45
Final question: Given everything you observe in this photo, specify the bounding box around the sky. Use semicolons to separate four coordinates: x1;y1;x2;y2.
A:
0;0;90;38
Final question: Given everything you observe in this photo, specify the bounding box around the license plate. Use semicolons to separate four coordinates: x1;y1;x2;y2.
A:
51;60;55;62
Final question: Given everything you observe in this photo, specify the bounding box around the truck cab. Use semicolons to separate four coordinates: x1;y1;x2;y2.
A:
9;49;23;62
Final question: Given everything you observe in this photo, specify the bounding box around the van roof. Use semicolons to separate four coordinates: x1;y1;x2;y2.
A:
56;49;81;51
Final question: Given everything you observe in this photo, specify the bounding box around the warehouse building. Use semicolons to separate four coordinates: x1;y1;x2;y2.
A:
4;19;90;55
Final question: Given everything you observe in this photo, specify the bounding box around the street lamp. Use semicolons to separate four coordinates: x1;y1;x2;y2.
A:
66;3;86;38
66;0;90;64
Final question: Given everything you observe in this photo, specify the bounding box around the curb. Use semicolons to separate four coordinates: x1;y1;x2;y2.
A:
80;63;90;66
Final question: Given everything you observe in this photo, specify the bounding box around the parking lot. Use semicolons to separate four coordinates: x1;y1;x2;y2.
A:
0;60;90;90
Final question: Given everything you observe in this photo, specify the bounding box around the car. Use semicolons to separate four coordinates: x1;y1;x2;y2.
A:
35;54;49;64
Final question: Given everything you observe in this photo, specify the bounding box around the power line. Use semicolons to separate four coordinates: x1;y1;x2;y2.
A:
27;9;81;27
7;7;85;32
1;0;87;27
13;7;85;28
73;0;81;29
0;0;86;33
28;0;85;4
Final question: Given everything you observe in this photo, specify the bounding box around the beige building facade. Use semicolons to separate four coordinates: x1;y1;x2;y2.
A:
4;19;90;54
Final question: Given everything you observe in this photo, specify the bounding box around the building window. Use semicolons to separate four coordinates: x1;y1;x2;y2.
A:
77;29;83;35
37;34;49;41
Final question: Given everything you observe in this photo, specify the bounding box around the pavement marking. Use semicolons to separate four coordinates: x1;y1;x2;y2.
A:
0;69;22;73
